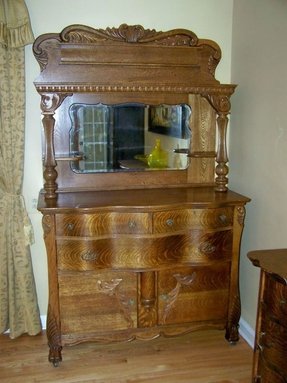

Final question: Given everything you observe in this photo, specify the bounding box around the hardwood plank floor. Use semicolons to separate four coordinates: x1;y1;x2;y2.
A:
0;330;253;383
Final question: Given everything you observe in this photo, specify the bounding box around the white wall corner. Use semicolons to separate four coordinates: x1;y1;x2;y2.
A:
41;315;47;330
239;317;255;348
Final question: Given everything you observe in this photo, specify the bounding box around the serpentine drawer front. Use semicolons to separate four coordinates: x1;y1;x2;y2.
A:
56;208;233;270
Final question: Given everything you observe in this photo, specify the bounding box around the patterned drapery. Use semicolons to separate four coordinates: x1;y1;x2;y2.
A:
0;0;41;338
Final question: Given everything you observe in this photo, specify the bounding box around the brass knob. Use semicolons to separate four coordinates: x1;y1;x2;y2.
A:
166;218;174;227
81;252;98;261
219;214;227;223
128;220;137;229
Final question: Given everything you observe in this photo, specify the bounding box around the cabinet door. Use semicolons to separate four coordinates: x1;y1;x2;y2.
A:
257;362;287;383
157;263;230;325
58;270;137;337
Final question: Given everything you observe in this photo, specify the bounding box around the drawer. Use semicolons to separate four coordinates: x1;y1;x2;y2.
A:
56;212;152;236
181;229;233;263
57;230;232;271
262;275;287;325
258;317;287;377
153;207;233;233
57;237;183;270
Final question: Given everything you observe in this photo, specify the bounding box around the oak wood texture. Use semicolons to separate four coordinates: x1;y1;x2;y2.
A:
32;24;250;367
0;330;253;383
33;24;236;197
38;187;249;365
248;249;287;383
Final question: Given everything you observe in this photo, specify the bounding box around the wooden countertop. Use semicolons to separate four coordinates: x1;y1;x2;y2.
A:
248;249;287;281
37;186;250;213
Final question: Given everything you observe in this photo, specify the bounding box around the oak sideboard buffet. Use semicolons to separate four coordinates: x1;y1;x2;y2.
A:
33;24;250;366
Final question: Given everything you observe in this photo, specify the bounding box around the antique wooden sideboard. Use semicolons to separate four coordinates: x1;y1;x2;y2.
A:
248;249;287;383
33;24;250;366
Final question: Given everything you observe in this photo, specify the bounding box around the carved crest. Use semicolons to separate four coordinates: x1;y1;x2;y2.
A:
60;23;199;46
33;24;221;73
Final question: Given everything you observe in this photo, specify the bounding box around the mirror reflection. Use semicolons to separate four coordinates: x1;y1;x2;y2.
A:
69;103;191;173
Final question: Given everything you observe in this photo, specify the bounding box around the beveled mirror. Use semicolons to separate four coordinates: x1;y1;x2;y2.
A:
69;102;191;173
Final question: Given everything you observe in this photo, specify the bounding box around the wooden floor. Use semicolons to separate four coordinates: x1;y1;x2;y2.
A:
0;329;253;383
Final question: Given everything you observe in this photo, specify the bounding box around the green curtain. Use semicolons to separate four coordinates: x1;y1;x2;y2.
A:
0;0;41;338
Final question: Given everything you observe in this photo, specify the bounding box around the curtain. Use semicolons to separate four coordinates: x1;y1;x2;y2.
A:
0;0;41;338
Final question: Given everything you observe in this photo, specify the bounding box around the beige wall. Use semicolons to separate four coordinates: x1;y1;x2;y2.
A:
24;0;234;316
230;0;287;328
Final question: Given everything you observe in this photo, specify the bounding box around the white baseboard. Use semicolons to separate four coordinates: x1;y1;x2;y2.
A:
239;317;255;348
41;315;46;330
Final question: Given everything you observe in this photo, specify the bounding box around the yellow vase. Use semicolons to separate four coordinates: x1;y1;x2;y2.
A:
148;139;168;168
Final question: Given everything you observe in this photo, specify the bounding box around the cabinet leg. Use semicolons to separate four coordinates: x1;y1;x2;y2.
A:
48;345;62;367
225;322;239;344
46;305;62;366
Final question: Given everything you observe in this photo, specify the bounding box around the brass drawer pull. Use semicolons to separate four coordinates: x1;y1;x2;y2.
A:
166;218;174;227
219;214;227;224
200;242;216;254
128;220;137;229
81;251;98;261
67;223;74;231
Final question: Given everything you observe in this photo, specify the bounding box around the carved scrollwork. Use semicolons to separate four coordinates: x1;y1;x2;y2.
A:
206;94;231;115
40;93;71;114
60;23;199;46
105;24;157;43
35;47;48;72
97;278;134;328
33;36;61;71
42;214;53;237
236;206;246;226
162;272;196;323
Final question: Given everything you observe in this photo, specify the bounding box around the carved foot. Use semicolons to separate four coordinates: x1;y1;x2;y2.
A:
225;323;239;344
48;346;62;367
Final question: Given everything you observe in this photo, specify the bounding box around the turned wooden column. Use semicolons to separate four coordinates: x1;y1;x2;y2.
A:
40;93;70;199
207;94;232;192
138;271;157;327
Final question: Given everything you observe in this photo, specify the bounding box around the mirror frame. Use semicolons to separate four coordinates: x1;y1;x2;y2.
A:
33;24;235;199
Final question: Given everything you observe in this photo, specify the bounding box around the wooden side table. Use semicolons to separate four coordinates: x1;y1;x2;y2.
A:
248;249;287;383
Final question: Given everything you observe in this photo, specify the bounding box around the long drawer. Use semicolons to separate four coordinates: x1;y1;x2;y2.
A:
57;230;233;270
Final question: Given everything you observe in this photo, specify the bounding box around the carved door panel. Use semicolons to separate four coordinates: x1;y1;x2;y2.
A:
157;264;230;325
58;269;137;336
